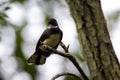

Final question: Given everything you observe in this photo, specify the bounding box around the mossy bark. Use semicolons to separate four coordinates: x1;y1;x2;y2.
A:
65;0;120;80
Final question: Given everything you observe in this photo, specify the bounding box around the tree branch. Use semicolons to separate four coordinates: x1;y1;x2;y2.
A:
51;72;82;80
60;42;70;53
40;42;89;80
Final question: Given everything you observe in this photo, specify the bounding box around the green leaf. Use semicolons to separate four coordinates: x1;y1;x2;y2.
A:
0;15;7;26
44;15;51;26
0;12;9;26
74;53;85;62
10;0;26;4
65;76;80;80
0;12;8;17
4;6;11;11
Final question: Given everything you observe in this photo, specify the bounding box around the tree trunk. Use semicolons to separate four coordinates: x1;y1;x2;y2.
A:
65;0;120;80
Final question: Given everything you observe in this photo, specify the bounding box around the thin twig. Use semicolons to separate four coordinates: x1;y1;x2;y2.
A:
40;42;89;80
60;42;70;53
51;72;82;80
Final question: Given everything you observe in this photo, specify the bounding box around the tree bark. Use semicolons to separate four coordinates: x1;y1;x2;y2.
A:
65;0;120;80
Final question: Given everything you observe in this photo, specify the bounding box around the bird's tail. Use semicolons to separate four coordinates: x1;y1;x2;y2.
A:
27;52;46;65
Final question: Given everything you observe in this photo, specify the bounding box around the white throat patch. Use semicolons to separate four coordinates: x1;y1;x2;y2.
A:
47;25;58;29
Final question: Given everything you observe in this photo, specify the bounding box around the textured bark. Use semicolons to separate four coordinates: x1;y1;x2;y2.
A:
65;0;120;80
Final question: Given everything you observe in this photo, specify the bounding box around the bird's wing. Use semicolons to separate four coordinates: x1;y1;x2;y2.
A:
35;27;63;50
35;28;50;50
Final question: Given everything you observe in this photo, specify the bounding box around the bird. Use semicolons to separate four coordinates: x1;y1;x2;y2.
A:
27;18;63;65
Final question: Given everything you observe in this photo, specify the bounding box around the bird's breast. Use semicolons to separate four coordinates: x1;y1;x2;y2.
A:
43;34;61;48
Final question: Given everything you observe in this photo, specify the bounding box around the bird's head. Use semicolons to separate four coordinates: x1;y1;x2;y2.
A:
48;18;58;26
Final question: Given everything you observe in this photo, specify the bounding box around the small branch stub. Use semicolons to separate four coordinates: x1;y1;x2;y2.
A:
60;42;70;53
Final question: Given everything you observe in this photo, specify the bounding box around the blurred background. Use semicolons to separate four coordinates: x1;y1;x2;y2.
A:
0;0;120;80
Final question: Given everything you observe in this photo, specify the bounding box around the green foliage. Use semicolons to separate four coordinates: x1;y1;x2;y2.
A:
10;0;26;4
107;10;120;31
0;66;3;80
44;0;61;3
44;15;51;26
4;6;10;11
65;76;80;80
0;75;3;80
108;11;120;22
0;12;8;26
74;53;85;62
0;2;10;26
14;23;37;80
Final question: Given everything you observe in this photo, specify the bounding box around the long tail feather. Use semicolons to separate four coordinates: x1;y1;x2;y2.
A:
27;52;46;65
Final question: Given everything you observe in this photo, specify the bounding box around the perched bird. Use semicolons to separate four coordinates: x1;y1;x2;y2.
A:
27;18;63;65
